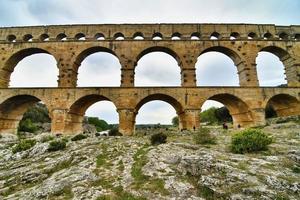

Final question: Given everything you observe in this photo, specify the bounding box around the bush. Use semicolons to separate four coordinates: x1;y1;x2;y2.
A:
71;134;88;141
48;140;66;151
231;129;272;154
12;139;36;153
150;133;167;145
18;118;37;133
193;128;216;145
109;128;122;136
88;117;109;132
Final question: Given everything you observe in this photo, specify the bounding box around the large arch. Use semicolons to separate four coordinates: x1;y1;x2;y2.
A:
65;94;118;134
73;46;120;86
1;48;57;87
265;94;300;117
134;93;185;130
202;93;253;128
257;46;290;86
0;95;49;134
135;46;182;86
197;46;242;86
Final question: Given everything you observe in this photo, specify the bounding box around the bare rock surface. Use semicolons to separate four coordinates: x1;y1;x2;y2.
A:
0;122;299;199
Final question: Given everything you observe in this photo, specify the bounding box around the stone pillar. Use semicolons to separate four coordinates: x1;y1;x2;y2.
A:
249;108;266;127
283;57;300;87
50;109;68;134
0;118;19;134
121;69;134;87
181;109;200;131
181;68;197;87
118;109;135;136
64;113;84;135
236;60;259;87
120;58;135;87
57;55;78;87
0;68;11;88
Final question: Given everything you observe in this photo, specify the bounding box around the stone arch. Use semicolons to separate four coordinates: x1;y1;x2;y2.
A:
197;46;242;86
264;93;300;117
134;93;185;129
65;94;118;134
73;46;121;86
0;94;50;134
1;48;58;87
202;93;253;127
258;46;294;86
134;46;182;86
136;46;181;67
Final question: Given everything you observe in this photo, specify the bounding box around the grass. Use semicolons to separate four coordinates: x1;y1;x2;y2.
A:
12;139;36;153
48;185;74;200
96;144;111;168
44;158;73;176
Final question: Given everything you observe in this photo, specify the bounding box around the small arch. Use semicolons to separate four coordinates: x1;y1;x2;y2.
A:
40;33;50;41
75;33;86;40
265;94;300;117
114;32;125;40
56;33;67;41
294;33;300;40
23;34;33;42
248;32;257;39
171;32;181;40
7;34;17;42
279;32;289;40
230;32;240;40
210;32;220;40
263;32;273;40
191;32;201;40
133;32;144;40
152;32;163;40
95;33;105;40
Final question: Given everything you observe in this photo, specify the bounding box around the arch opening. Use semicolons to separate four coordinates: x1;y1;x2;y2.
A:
263;32;273;40
40;34;50;41
57;33;67;41
133;32;144;40
265;94;300;118
294;34;300;40
230;32;240;40
191;32;200;40
0;95;51;134
152;32;163;40
135;94;184;132
196;47;240;86
75;33;86;40
248;32;257;40
114;32;125;40
66;95;118;134
256;46;289;86
23;34;33;42
7;34;17;42
210;32;220;40
135;47;181;86
4;48;58;87
201;94;253;128
171;32;181;40
76;47;121;87
279;32;289;40
95;33;105;40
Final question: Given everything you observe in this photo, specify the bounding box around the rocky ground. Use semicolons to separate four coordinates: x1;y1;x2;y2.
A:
0;121;299;200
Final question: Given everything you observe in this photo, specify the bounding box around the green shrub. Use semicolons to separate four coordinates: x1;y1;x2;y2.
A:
18;118;37;133
193;128;216;145
109;128;122;136
150;133;167;145
71;134;88;141
48;140;66;151
12;139;36;153
40;135;55;143
231;129;272;154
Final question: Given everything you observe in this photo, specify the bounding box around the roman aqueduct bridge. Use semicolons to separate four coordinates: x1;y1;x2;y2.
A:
0;23;299;135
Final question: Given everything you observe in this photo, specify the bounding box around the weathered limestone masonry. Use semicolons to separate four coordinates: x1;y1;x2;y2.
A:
0;24;299;135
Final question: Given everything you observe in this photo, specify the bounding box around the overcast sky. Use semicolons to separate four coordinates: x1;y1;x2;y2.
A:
2;0;299;124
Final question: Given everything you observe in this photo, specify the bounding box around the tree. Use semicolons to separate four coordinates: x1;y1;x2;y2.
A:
200;107;218;124
88;117;109;131
172;116;179;126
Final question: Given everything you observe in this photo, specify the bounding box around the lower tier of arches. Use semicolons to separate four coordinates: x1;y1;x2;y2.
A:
0;87;299;135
